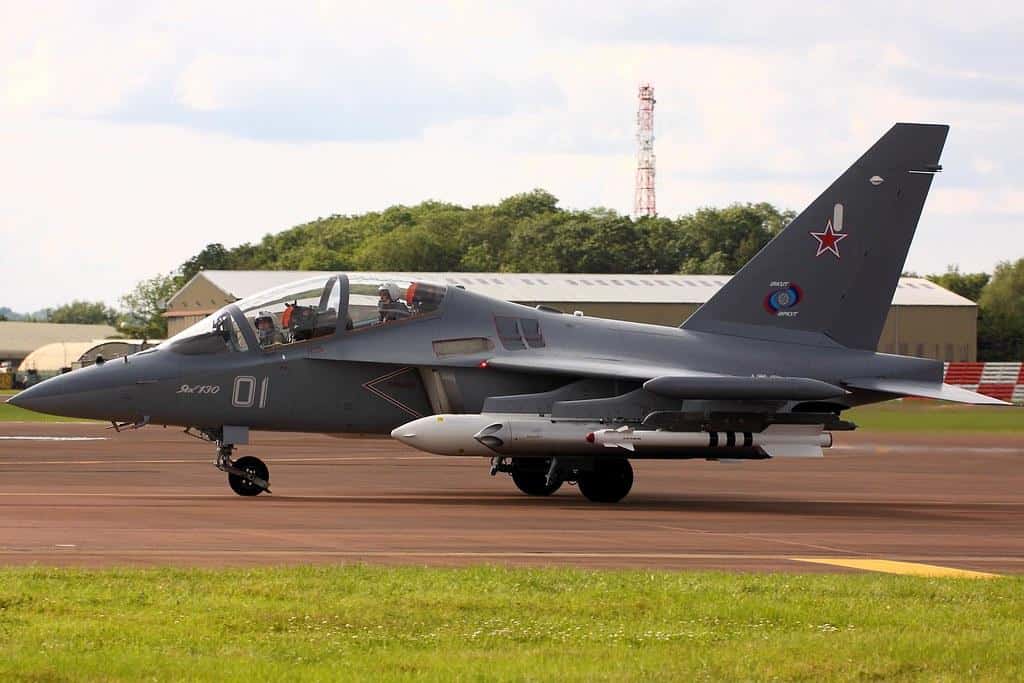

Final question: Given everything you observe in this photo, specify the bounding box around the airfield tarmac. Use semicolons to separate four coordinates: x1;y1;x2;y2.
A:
0;423;1021;575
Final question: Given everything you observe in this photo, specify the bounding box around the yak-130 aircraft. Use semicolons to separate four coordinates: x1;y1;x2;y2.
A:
9;123;1010;502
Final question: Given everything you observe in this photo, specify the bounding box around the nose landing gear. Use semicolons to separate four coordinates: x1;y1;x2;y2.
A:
216;444;271;496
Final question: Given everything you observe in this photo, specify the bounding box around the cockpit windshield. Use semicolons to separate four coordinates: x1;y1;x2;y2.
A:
231;274;447;350
165;309;249;355
346;277;446;331
165;275;448;354
234;275;342;349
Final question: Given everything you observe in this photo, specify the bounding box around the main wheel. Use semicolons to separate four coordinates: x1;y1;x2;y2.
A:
578;458;633;503
228;456;269;497
510;458;562;496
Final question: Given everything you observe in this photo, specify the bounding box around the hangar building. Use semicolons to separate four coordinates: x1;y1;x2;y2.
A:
165;270;978;361
0;321;118;368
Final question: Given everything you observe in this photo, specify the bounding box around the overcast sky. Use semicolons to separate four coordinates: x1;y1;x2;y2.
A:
2;1;1023;311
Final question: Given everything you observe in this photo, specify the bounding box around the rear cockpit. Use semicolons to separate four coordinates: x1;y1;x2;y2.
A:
163;274;447;355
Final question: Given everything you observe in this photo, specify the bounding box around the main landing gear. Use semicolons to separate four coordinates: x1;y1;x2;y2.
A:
492;456;633;503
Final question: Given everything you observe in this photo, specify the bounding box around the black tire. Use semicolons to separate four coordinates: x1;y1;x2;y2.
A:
228;456;269;497
578;458;633;503
511;458;562;496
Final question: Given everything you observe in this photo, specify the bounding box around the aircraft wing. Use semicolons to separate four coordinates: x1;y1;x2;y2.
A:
843;377;1012;405
485;355;849;400
483;354;710;382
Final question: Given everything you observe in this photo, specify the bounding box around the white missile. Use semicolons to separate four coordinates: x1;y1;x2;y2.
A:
472;419;605;455
589;424;832;458
390;414;508;456
393;414;833;459
391;414;605;457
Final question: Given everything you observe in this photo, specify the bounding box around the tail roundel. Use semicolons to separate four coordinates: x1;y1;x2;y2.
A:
682;123;949;351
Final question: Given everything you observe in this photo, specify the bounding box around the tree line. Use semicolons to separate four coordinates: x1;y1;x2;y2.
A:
5;190;1022;359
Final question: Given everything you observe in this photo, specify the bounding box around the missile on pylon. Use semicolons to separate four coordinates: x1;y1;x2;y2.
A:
390;414;508;456
393;414;833;460
588;424;831;458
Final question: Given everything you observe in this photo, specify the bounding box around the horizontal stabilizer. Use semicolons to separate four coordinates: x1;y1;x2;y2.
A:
844;378;1012;405
644;375;848;400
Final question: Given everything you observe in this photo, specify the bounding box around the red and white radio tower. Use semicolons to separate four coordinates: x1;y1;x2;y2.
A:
633;82;656;218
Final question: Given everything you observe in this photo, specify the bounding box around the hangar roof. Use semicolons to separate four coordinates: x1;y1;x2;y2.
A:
166;270;975;317
17;339;153;373
0;322;118;360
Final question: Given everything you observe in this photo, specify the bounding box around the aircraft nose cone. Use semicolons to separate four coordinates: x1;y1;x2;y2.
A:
7;377;70;414
6;368;135;420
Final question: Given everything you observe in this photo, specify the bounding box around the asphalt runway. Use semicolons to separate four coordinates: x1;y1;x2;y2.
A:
1;422;1022;575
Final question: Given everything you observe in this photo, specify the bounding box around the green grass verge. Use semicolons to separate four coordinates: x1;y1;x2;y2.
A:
0;403;97;423
0;566;1019;681
847;401;1023;432
0;390;99;422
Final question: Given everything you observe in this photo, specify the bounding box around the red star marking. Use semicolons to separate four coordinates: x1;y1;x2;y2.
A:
810;219;848;259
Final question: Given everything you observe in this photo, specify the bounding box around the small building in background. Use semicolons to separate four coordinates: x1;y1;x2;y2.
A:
0;321;118;368
166;270;978;361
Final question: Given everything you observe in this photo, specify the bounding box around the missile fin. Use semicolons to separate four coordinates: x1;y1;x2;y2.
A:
761;443;823;458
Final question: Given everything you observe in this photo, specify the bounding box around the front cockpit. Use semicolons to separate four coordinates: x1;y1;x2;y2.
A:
163;274;448;355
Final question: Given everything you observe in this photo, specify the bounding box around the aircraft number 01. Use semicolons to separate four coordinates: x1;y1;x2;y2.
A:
232;376;269;409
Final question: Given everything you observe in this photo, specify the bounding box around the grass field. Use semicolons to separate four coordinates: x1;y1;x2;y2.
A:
0;389;100;423
846;401;1022;432
0;566;1019;681
0;403;95;422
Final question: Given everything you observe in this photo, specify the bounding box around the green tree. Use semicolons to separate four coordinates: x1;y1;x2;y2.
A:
977;259;1024;361
927;267;990;302
119;273;181;340
169;191;799;280
495;189;559;220
180;243;236;282
46;300;118;325
679;203;793;274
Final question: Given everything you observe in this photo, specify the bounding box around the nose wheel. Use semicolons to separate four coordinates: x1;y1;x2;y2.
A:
216;444;271;496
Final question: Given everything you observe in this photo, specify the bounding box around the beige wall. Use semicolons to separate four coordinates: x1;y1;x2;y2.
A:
167;314;211;337
165;278;238;337
877;306;976;361
167;278;235;313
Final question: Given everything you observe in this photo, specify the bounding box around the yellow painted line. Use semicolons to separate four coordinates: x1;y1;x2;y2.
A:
791;557;1001;578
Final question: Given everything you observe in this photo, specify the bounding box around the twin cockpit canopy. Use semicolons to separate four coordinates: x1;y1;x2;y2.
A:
165;274;447;355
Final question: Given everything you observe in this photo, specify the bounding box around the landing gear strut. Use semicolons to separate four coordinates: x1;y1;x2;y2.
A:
216;442;271;497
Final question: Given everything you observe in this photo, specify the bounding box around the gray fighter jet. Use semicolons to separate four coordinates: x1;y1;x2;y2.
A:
10;123;1009;502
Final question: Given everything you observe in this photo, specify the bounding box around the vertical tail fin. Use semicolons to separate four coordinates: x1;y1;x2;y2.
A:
682;123;949;350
